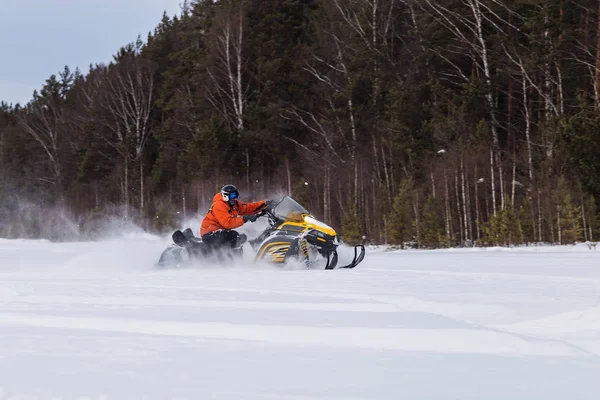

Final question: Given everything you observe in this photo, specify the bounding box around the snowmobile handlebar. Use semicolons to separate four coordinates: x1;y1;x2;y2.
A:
258;199;283;221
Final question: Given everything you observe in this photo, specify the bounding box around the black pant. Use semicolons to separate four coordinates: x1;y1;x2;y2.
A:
201;230;245;251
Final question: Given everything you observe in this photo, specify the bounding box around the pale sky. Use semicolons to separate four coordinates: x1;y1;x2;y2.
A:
0;0;182;105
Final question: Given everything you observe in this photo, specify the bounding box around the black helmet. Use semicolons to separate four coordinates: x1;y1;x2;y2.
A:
221;184;239;204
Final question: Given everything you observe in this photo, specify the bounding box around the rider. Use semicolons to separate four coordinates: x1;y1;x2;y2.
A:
200;184;274;251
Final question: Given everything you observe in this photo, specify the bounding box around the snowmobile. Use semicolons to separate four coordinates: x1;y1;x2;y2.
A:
156;196;365;269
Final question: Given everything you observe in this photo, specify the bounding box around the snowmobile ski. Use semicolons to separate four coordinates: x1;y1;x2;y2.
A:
336;245;366;269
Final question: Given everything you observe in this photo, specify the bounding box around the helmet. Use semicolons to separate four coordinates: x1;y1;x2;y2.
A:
221;184;239;204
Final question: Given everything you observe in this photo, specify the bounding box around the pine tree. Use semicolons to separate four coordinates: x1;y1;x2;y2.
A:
386;180;414;248
483;198;522;247
519;196;535;244
342;203;362;245
420;195;441;248
555;176;582;244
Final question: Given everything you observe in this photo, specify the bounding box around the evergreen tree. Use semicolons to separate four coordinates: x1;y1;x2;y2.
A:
519;196;535;244
342;203;362;245
483;198;522;247
420;195;441;248
555;176;582;244
386;180;414;248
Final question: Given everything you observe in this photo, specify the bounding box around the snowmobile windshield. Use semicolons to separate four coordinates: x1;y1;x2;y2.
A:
273;196;310;222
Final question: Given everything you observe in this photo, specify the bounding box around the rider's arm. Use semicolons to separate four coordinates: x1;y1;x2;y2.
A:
212;201;245;229
237;200;267;216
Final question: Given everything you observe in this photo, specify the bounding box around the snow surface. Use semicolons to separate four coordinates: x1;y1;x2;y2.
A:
1;236;600;399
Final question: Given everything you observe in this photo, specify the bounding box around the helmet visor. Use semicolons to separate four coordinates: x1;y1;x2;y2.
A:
229;191;239;200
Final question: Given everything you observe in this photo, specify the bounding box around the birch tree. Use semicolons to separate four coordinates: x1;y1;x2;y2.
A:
292;1;371;210
205;2;250;189
330;0;400;200
417;0;524;214
206;4;246;133
84;43;155;216
18;71;73;194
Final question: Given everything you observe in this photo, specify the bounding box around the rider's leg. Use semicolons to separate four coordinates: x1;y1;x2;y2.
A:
201;230;243;261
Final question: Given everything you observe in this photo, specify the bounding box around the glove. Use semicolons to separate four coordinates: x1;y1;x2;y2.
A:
265;200;278;210
243;214;259;223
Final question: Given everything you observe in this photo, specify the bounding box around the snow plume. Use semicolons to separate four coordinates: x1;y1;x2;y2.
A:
0;190;150;242
76;203;152;241
0;185;297;242
0;191;79;241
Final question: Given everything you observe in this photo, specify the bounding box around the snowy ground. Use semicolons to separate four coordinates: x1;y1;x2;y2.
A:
1;236;600;399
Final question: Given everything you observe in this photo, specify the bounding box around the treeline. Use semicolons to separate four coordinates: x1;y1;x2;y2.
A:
2;0;600;246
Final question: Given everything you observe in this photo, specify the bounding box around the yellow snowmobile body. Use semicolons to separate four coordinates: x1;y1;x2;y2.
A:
253;197;364;269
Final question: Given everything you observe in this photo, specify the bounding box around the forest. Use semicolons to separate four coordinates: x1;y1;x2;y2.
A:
2;0;600;247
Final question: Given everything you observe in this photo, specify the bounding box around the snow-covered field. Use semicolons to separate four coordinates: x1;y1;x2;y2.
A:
1;236;600;399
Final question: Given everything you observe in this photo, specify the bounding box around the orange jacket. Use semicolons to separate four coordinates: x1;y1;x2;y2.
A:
200;192;266;236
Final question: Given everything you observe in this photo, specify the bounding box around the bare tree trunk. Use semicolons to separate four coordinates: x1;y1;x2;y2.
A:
549;204;555;244
466;170;473;244
382;143;392;200
581;6;591;102
325;152;331;223
206;7;246;133
372;178;379;241
498;152;505;211
362;172;369;238
455;171;463;245
538;190;543;242
468;0;504;212
557;203;562;244
556;63;564;114
139;158;144;212
335;38;358;206
421;0;521;217
388;146;395;196
543;9;555;168
531;193;537;244
285;157;292;196
413;190;421;248
97;52;154;218
595;0;600;109
475;169;481;242
236;13;244;131
490;147;496;216
523;75;533;184
19;105;63;190
461;157;469;244
354;153;359;206
124;155;129;219
503;49;534;188
544;7;553;119
485;188;490;223
582;193;588;242
511;143;517;205
372;137;382;192
445;173;451;246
